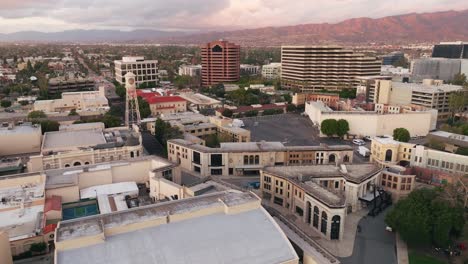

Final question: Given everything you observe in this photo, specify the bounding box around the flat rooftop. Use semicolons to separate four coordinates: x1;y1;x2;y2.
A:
56;191;298;264
42;129;106;152
392;82;463;93
0;122;40;135
178;92;221;105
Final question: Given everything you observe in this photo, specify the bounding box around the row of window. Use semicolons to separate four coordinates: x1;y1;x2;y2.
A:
244;155;260;165
427;158;468;172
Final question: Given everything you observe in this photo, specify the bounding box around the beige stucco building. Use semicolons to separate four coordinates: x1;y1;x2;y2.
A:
54;191;299;264
0;122;42;156
27;123;143;172
33;86;109;115
261;164;382;241
305;101;438;137
168;139;353;177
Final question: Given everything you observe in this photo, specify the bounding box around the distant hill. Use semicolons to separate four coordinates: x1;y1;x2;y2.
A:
1;9;468;45
0;29;188;43
163;9;468;46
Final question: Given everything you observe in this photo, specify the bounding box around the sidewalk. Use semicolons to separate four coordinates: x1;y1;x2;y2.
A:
264;201;367;258
396;233;409;264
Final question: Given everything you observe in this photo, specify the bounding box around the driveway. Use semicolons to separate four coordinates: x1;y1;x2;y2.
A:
340;208;397;264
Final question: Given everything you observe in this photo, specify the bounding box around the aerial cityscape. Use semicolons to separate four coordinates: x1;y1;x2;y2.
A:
0;1;468;264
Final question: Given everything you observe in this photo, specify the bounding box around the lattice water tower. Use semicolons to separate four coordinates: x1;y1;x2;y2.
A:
124;72;141;127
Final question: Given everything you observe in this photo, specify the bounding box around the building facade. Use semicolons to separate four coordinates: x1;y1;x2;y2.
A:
114;56;159;86
240;64;261;75
281;46;381;92
178;64;202;76
33;86;109;115
201;40;240;86
262;63;282;79
167;139;353;177
48;77;95;95
145;96;187;116
0;122;42;156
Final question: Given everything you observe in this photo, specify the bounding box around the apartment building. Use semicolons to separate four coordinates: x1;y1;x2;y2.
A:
167;139;353;177
370;136;468;176
27;123;143;172
114;56;158;86
281;46;381;92
261;164;382;240
54;191;299;264
33;86;109;115
306;101;438;137
0;122;42;156
201;40;240;86
262;63;282;79
178;64;202;76
373;80;466;119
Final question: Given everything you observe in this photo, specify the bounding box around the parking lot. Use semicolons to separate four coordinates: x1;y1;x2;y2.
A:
242;113;370;164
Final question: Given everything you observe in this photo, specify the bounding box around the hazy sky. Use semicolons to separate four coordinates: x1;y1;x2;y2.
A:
0;0;467;33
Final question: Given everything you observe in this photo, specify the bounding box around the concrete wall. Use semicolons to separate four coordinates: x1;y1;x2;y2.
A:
0;232;12;264
46;186;80;204
0;125;42;156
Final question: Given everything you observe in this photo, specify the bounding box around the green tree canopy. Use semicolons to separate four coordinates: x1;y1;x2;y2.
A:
386;188;464;247
336;119;350;138
450;73;467;86
68;109;78;116
320;119;338;137
34;120;59;134
28;110;47;119
286;104;296;112
222;108;233;118
448;90;468;118
1;100;12;108
138;96;151;118
393;128;410;142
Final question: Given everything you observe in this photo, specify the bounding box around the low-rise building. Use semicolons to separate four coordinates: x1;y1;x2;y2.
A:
217;103;288;117
427;131;468;153
178;92;222;109
370;136;468;176
292;93;340;106
260;164;382;240
262;63;282;79
373;80;466;119
178;64;202;76
145;96;187;116
48;76;96;95
27;123;143;172
33;86;109;115
0;122;42;156
168;139;353;177
240;64;261;75
305;101;438;137
54;191;299;264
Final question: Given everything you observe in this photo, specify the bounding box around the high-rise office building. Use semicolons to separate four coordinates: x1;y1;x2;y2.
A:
201;40;240;87
432;41;468;59
382;51;405;65
281;46;381;92
114;56;158;86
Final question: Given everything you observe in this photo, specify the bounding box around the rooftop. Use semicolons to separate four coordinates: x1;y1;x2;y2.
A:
42;129;107;152
146;95;186;104
429;131;468;147
0;122;41;135
55;191;298;264
178;92;221;105
393;82;463;93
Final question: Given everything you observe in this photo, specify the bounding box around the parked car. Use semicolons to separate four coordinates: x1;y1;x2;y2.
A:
352;139;365;145
4;108;14;113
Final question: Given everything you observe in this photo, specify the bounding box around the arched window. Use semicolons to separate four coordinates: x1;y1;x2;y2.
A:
313;206;319;228
306;202;312;224
64;164;70;168
385;149;393;162
84;162;90;165
331;215;341;240
73;161;81;167
101;157;106;162
249;155;254;164
343;155;350;163
329;154;336;163
321;211;328;235
244;155;249;165
212;45;223;52
130;152;135;158
254;155;259;165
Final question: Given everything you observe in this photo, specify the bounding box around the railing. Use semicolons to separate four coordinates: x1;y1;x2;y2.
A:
263;203;339;264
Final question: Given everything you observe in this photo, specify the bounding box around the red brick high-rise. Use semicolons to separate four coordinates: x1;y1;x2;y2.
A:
201;40;240;87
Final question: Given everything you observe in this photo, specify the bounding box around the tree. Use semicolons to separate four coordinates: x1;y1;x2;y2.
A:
286;104;296;112
222;108;233;118
386;188;464;248
0;100;12;108
448;91;468;118
101;114;121;128
68;109;78;116
320;119;338;137
154;118;183;153
138;96;151;118
115;83;126;98
392;57;409;68
336;119;350;138
29;242;47;253
451;73;467;86
28;110;47;119
36;120;59;134
393;128;410;142
245;110;258;117
455;147;468;156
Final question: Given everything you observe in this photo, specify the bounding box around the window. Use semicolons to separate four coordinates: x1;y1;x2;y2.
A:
249;155;254;164
335;181;339;189
211;169;223;175
193;151;201;165
321;212;328;235
210;154;223;167
295;206;304;216
194;166;201;173
274;196;283;206
255;155;259;164
229;168;233;175
244;155;249;165
313;206;319;228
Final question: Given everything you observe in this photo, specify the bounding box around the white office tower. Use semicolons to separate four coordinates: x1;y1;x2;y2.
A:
124;72;141;128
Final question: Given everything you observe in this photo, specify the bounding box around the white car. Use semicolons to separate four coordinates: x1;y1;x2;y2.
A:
352;139;366;145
